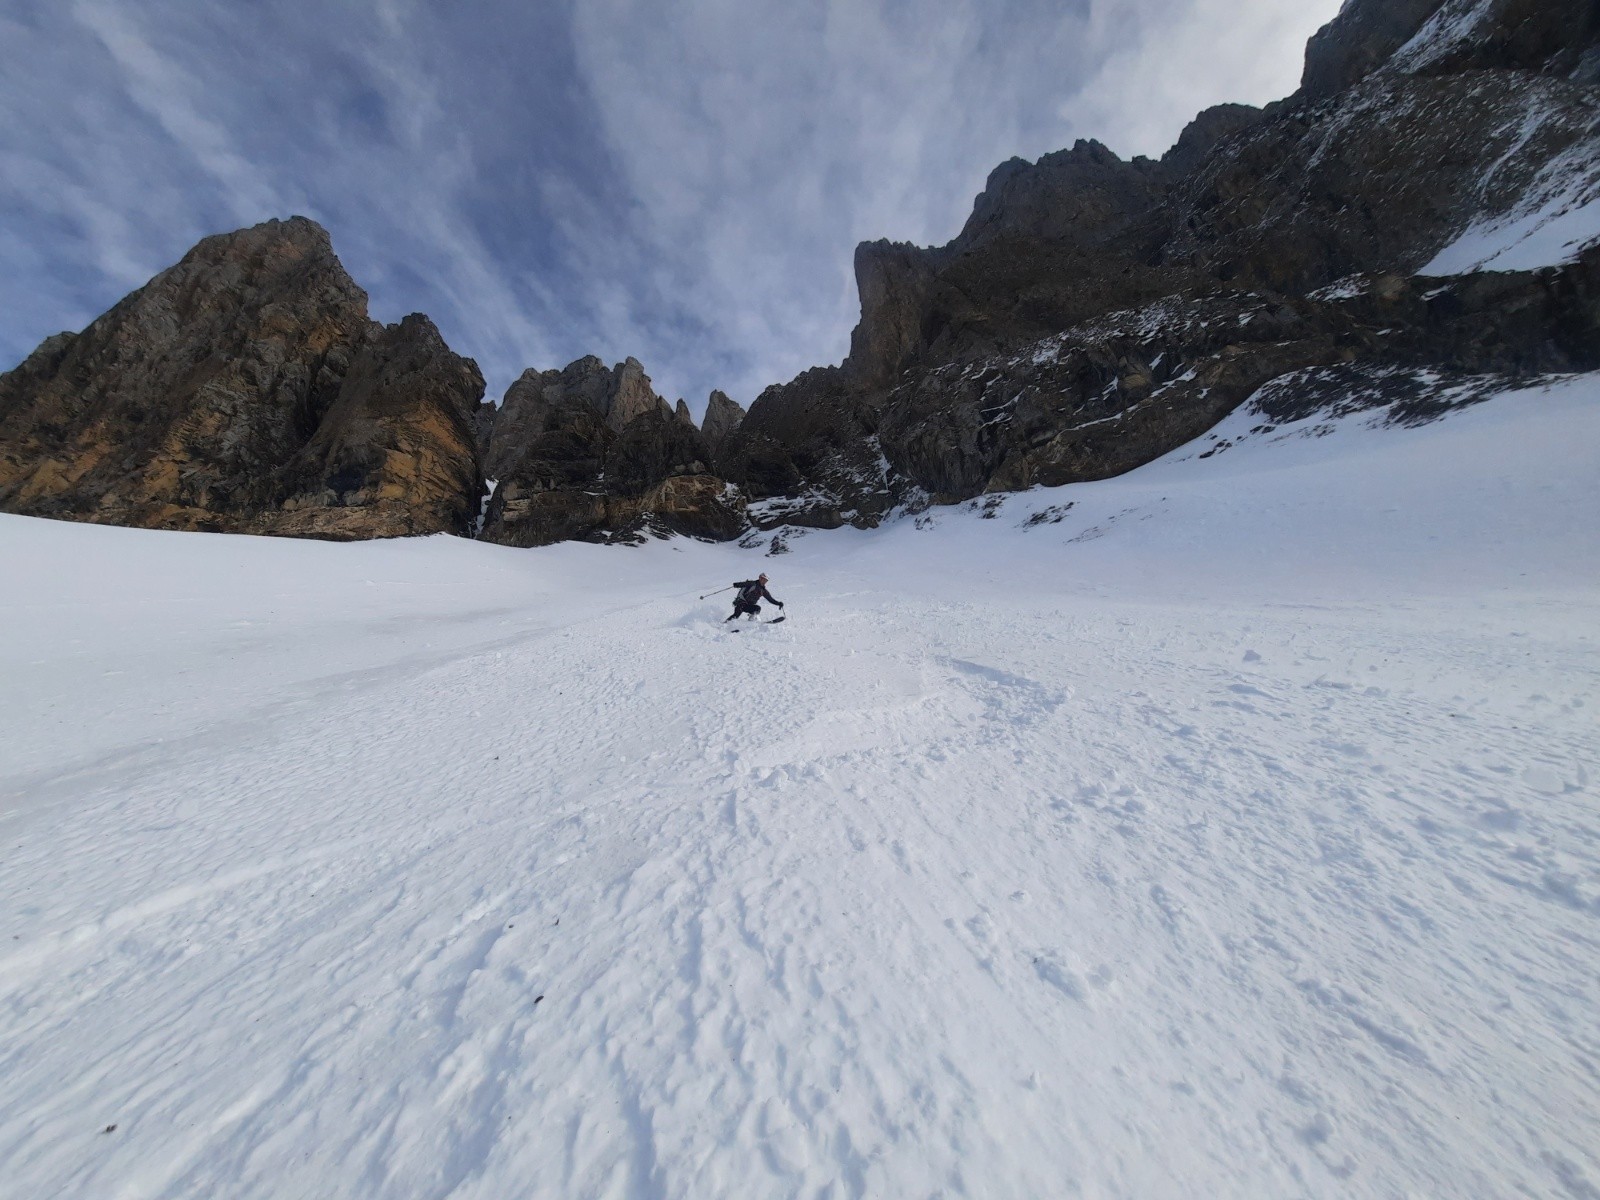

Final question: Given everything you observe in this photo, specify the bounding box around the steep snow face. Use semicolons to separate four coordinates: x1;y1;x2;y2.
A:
1389;0;1600;274
1;375;1597;1199
1421;93;1600;273
1390;0;1501;73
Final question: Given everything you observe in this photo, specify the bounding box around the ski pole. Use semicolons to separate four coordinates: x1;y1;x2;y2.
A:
698;585;735;600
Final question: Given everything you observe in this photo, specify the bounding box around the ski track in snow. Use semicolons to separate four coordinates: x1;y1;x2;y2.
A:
1;379;1599;1198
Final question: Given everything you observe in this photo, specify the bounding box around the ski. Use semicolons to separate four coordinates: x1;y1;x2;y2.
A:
729;615;786;632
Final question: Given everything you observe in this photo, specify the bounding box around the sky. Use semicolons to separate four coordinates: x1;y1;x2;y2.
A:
0;0;1343;417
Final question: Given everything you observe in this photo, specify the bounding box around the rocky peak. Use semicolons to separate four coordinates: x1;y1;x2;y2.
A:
1300;0;1446;101
0;215;489;537
490;355;672;451
608;356;668;430
0;217;486;538
1302;0;1600;101
484;360;596;482
953;137;1163;251
1159;104;1265;176
701;390;745;444
478;353;740;548
551;355;615;416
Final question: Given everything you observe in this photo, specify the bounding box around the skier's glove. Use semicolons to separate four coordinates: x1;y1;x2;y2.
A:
778;602;785;609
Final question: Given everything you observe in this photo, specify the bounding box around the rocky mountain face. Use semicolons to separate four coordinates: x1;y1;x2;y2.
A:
701;390;745;448
2;0;1594;548
0;218;486;539
477;358;743;547
268;313;485;539
0;220;738;546
739;0;1600;527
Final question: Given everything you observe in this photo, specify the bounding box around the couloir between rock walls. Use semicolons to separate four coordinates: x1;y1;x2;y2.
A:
2;0;1597;547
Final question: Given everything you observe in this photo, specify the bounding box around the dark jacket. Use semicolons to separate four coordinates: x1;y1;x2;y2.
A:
735;580;780;606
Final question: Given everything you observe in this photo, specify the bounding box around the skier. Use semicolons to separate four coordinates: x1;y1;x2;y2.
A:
725;573;784;622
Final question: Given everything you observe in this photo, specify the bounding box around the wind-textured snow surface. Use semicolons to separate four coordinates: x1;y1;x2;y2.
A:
2;376;1598;1199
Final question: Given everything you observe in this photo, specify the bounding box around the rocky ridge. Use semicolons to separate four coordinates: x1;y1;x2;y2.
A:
477;357;743;547
737;0;1600;531
0;223;743;545
1;0;1596;546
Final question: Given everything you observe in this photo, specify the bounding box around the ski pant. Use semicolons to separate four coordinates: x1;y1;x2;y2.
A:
727;601;760;620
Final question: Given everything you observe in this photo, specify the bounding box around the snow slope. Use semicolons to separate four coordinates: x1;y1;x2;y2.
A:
2;375;1597;1199
1420;126;1600;275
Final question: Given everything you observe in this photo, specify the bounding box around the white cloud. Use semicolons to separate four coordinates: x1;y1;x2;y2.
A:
69;0;294;226
12;0;561;397
1059;0;1344;156
565;0;1344;412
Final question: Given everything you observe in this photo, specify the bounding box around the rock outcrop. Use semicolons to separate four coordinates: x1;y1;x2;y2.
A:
265;313;485;538
478;356;743;546
606;357;672;431
0;217;485;539
1300;0;1444;100
875;253;1600;504
701;390;745;446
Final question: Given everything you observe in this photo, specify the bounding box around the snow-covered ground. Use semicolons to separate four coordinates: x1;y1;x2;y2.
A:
2;375;1597;1199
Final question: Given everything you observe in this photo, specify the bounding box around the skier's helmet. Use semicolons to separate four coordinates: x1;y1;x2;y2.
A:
758;573;768;582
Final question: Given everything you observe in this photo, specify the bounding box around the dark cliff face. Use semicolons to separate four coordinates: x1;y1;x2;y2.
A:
844;139;1178;393
875;250;1600;505
839;113;1267;398
742;0;1600;527
1301;0;1600;101
478;356;743;547
1299;0;1445;100
1165;70;1600;290
701;390;746;447
0;217;485;539
263;313;486;539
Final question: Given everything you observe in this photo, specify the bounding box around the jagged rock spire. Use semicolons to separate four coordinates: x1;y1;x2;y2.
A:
701;390;745;443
